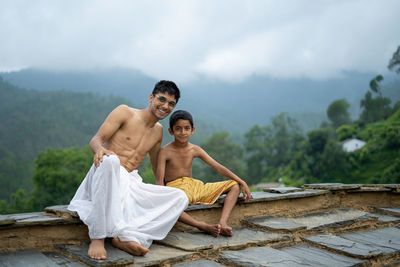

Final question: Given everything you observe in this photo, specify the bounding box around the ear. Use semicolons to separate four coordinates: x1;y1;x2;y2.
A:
168;128;173;135
191;126;195;134
149;93;154;102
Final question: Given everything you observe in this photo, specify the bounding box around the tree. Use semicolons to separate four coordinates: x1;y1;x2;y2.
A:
388;45;400;73
244;113;304;184
30;146;93;210
327;99;351;129
197;131;244;183
336;125;356;141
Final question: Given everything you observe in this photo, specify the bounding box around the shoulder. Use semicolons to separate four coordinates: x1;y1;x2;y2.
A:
111;104;134;119
191;144;205;155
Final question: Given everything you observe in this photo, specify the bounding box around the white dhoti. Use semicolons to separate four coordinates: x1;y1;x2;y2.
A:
68;155;188;248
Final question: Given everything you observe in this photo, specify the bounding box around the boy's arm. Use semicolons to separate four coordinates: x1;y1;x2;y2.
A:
155;148;167;186
196;147;252;202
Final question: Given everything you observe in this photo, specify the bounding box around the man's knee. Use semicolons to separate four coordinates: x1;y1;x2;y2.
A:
99;155;120;169
230;184;240;195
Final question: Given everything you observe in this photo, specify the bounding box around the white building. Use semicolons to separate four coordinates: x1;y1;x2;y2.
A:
341;138;366;152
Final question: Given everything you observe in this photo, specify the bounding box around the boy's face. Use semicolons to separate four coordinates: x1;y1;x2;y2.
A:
169;119;194;143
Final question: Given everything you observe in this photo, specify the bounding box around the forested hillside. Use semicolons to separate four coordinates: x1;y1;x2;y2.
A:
0;76;134;200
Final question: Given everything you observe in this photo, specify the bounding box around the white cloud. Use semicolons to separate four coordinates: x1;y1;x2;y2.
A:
0;0;399;82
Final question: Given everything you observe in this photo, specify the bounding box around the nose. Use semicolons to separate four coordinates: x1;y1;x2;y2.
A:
160;101;169;110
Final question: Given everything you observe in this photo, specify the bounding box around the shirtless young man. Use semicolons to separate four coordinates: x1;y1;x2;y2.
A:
156;110;252;237
68;81;188;260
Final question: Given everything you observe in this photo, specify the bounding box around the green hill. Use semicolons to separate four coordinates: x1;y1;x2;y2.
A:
0;76;134;200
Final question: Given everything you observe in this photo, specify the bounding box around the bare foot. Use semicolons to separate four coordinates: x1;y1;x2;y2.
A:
112;237;149;256
220;224;233;237
197;222;221;237
88;239;107;260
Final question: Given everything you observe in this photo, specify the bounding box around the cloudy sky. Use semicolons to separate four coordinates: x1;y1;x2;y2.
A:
1;0;399;83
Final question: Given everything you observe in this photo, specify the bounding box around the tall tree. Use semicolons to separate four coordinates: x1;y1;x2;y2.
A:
388;45;400;73
327;99;351;128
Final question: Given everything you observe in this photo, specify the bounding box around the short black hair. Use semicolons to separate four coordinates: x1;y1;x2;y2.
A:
169;110;194;130
152;80;180;103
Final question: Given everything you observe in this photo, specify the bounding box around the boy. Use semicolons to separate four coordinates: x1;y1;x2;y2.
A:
156;110;251;237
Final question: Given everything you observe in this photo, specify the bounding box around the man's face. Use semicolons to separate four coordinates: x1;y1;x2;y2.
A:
149;92;177;120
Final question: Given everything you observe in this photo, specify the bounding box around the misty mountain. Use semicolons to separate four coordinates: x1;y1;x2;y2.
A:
2;68;399;134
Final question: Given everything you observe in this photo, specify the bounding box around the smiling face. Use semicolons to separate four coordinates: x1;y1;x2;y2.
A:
169;119;195;143
149;92;177;120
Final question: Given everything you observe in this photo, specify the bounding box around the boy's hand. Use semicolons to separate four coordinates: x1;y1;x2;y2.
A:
240;182;252;202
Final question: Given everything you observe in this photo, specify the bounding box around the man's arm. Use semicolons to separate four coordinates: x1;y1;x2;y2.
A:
90;105;129;166
196;146;252;202
155;148;167;186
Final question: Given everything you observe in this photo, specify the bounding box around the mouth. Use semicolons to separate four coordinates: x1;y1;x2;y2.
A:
157;108;168;116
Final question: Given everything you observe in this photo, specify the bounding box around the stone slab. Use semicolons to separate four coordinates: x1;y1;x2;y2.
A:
305;227;400;259
0;212;76;227
0;248;59;267
375;207;400;217
220;246;307;267
283;244;365;266
158;227;289;251
366;213;400;223
302;183;361;190
289;208;375;230
59;242;197;267
45;205;79;218
248;189;328;203
58;242;135;266
244;216;307;232
263;187;303;194
305;234;383;258
173;259;226;267
132;244;199;267
42;251;87;266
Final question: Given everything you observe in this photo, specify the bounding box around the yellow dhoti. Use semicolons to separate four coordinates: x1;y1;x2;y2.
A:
166;177;237;205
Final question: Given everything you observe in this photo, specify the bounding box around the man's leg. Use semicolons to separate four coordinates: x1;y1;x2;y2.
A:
179;212;221;237
218;184;240;236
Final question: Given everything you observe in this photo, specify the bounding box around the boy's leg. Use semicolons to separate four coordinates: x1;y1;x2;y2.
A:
219;184;240;236
111;237;149;256
88;239;107;260
179;212;221;237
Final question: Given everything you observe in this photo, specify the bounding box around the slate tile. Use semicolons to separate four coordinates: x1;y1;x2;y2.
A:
289;209;375;230
302;183;360;190
58;242;197;267
220;246;307;267
305;228;400;259
58;242;135;267
244;216;307;232
340;227;400;253
43;251;87;266
158;227;289;251
283;244;365;266
375;207;400;217
173;259;226;267
263;187;303;194
366;213;400;223
248;190;328;203
0;248;59;267
44;205;79;218
305;234;382;258
132;244;199;267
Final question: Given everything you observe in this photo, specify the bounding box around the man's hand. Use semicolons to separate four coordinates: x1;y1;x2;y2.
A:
94;148;116;167
240;181;252;202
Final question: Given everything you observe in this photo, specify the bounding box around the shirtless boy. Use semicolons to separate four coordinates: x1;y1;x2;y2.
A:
68;81;188;260
156;110;252;237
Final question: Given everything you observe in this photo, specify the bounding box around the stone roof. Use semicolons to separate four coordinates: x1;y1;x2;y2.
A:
1;183;400;266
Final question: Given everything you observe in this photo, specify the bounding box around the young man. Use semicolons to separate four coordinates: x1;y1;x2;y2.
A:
156;110;252;237
68;81;188;260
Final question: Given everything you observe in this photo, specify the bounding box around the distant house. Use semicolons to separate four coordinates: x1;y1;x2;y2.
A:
341;138;366;152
